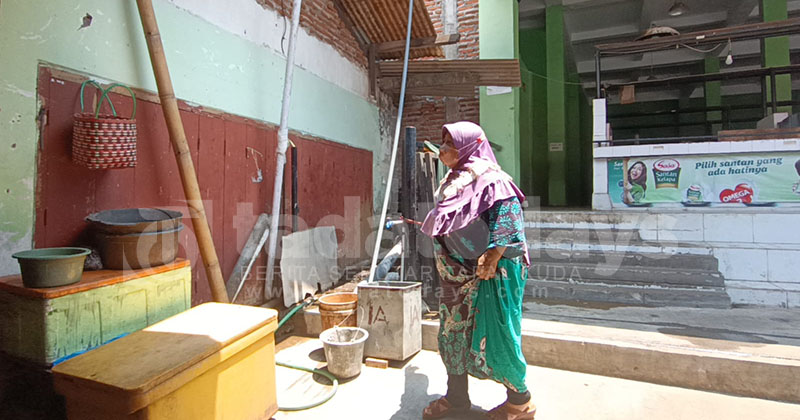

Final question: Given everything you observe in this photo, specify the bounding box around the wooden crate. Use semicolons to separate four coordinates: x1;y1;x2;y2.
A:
0;259;191;366
53;303;278;420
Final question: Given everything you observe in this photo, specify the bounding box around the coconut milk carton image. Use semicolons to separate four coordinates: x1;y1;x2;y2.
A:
652;158;681;189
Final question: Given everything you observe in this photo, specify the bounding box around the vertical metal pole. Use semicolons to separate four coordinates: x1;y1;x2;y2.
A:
770;70;778;115
401;127;416;220
595;51;602;99
402;126;418;283
292;146;298;232
761;76;768;118
265;0;304;300
368;0;416;283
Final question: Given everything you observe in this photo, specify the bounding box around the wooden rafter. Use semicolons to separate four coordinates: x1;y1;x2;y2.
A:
332;0;369;51
374;33;460;54
378;59;522;87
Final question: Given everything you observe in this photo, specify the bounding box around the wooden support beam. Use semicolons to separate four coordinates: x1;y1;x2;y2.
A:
379;71;481;92
373;33;460;54
378;59;521;87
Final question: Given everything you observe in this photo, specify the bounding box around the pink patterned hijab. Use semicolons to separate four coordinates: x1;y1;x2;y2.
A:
421;121;526;239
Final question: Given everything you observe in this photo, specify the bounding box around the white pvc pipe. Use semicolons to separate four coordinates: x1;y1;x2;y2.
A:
368;0;416;283
265;0;304;300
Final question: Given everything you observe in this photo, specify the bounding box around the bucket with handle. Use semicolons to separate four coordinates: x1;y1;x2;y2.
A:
318;293;358;330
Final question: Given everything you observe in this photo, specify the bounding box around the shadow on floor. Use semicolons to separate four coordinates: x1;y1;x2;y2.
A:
389;366;487;420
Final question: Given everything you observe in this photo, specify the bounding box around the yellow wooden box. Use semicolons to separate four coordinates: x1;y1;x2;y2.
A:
52;303;278;420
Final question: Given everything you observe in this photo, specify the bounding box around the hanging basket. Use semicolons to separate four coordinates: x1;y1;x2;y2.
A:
72;81;138;169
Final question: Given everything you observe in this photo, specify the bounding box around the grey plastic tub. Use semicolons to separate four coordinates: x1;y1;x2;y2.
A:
12;247;91;288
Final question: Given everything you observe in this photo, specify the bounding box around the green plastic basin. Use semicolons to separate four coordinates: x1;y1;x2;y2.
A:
12;247;91;288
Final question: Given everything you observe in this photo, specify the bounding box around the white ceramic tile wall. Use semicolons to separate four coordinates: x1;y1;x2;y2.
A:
615;213;658;231
628;145;651;156
708;142;732;153
729;141;753;153
687;142;710;154
638;229;658;241
727;288;788;307
789;292;800;308
715;248;769;281
593;147;613;158
703;214;754;242
767;250;800;284
666;143;690;155
593;160;608;194
774;139;800;151
753;214;800;244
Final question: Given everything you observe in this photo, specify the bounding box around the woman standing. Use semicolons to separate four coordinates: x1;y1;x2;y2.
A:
420;122;534;420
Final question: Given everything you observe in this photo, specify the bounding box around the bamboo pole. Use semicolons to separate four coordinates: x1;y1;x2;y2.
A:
136;0;229;303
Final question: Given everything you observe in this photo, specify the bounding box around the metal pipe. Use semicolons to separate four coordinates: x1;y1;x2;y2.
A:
136;0;228;303
265;0;304;300
367;0;416;283
597;135;718;145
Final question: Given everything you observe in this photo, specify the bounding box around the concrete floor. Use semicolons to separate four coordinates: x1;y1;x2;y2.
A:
273;337;800;420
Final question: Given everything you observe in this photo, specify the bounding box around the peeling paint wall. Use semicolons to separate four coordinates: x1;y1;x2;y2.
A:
0;0;387;275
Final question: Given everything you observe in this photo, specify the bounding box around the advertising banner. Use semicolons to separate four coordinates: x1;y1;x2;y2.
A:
607;152;800;206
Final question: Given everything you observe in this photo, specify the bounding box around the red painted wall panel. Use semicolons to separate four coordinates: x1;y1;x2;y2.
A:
35;67;373;306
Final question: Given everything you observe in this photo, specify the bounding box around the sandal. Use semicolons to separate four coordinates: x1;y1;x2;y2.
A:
422;397;471;419
485;401;536;420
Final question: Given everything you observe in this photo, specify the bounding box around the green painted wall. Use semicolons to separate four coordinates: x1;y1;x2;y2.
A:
545;5;567;206
565;70;582;205
519;17;591;207
0;0;382;273
762;0;792;113
519;29;549;203
519;66;534;194
479;0;521;183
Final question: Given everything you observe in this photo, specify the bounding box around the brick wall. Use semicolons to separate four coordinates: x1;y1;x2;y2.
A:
404;0;480;143
255;0;367;68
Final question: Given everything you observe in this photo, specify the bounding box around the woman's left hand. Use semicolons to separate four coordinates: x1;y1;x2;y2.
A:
476;247;506;280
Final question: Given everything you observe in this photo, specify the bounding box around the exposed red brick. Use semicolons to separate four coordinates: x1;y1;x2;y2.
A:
405;0;480;138
255;0;367;68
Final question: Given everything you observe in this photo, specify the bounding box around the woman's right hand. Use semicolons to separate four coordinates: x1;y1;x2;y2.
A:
476;247;505;280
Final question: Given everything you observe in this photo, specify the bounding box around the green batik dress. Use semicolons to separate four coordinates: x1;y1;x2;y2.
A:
434;196;528;393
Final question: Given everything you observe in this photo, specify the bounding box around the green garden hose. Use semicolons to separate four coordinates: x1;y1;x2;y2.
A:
275;298;339;411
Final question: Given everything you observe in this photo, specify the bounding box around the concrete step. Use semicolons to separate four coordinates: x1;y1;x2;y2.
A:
530;249;719;271
419;316;800;405
527;227;643;244
526;279;731;309
528;262;725;288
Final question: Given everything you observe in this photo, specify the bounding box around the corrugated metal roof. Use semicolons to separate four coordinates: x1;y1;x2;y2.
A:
338;0;444;59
